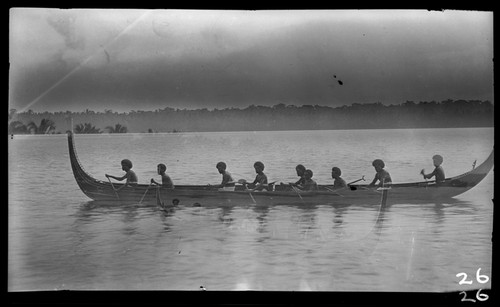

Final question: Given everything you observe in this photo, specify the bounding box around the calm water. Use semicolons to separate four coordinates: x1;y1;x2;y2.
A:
8;128;493;291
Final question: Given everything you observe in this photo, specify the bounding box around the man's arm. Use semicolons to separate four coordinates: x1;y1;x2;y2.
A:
422;169;436;180
120;172;139;189
253;175;268;191
106;174;127;181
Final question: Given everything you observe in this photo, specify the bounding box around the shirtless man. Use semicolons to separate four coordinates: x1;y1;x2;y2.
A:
421;154;445;184
299;169;318;191
331;167;347;189
291;164;306;186
240;161;268;191
106;159;138;190
151;163;174;188
368;159;392;187
212;162;235;189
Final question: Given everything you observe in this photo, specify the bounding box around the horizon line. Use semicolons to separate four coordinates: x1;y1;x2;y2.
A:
10;99;493;114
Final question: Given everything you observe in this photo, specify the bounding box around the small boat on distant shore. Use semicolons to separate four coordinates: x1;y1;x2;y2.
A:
67;132;493;206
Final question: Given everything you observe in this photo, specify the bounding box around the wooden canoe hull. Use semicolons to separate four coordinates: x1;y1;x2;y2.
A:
110;184;480;207
67;132;493;206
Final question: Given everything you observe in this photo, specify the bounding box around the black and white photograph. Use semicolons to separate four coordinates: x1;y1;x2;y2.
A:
8;8;493;301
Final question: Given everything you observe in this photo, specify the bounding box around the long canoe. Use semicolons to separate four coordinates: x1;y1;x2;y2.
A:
68;132;493;206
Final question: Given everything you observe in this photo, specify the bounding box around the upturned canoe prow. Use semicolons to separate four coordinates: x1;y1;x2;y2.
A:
68;131;97;199
448;148;494;188
68;131;133;201
67;131;493;205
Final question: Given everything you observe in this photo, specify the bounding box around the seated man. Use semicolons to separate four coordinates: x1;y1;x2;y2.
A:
213;161;235;190
106;159;138;190
150;163;174;188
331;167;347;189
291;164;306;186
240;161;268;191
421;154;445;184
368;159;392;187
298;169;318;191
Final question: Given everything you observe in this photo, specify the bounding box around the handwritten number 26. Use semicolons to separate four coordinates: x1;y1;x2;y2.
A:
460;289;489;302
456;268;490;285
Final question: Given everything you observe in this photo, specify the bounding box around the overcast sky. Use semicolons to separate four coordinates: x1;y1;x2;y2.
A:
9;9;493;112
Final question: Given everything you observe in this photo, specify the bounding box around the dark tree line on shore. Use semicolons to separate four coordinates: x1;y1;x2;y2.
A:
8;119;128;135
8;99;493;134
8;118;57;135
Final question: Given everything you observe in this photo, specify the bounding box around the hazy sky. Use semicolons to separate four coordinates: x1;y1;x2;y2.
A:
9;9;493;112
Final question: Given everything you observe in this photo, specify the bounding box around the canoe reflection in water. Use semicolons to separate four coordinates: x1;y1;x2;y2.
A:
157;185;391;247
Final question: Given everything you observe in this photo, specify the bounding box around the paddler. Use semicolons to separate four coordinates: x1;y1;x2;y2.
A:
368;159;392;187
298;169;318;191
150;163;174;188
106;159;138;190
290;164;306;186
331;167;347;188
239;161;268;191
420;154;445;184
210;161;235;190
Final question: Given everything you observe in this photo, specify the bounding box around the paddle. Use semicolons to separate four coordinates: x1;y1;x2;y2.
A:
248;192;257;204
359;176;386;194
237;179;276;191
318;176;364;193
347;176;365;186
289;183;304;201
106;175;120;200
139;182;153;204
323;186;344;197
420;169;429;186
234;180;257;203
237;179;277;204
156;185;165;210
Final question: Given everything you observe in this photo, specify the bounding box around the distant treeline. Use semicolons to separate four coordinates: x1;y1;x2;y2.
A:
8;99;494;134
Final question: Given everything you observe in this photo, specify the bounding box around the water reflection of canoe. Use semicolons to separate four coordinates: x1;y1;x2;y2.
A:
68;132;493;206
